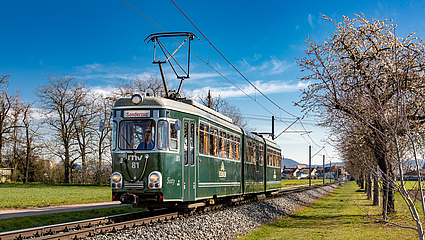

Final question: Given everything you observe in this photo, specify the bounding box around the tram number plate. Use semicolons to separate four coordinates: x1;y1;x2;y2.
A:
132;162;139;169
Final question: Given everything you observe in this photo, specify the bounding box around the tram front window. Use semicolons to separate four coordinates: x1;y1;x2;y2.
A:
119;120;155;150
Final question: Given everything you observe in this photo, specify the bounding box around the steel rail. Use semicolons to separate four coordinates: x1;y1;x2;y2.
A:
0;209;177;240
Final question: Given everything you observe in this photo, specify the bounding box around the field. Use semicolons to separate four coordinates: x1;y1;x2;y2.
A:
0;182;111;209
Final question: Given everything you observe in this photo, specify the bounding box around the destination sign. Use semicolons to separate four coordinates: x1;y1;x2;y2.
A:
123;110;150;118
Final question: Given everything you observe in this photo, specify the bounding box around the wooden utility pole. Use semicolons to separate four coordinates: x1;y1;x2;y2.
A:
207;90;212;109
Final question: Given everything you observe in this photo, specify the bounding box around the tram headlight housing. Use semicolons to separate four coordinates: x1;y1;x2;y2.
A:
131;94;143;105
148;171;162;189
111;172;123;189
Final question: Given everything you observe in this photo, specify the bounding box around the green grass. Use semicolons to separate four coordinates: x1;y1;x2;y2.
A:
1;180;329;210
0;182;111;209
0;182;145;233
0;205;143;232
243;181;418;240
281;179;330;188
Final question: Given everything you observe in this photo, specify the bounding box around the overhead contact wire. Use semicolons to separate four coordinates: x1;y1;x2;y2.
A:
122;1;326;151
171;0;298;119
122;0;294;129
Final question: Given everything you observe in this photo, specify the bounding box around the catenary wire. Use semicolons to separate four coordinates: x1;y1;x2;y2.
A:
121;0;330;159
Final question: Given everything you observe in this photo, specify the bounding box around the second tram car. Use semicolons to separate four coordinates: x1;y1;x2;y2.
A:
110;94;282;209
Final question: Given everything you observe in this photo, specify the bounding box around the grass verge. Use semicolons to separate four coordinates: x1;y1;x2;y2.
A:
0;205;144;232
243;181;418;240
0;182;111;209
281;179;330;188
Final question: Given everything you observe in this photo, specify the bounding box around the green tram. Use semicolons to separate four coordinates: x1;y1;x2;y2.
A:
110;94;282;208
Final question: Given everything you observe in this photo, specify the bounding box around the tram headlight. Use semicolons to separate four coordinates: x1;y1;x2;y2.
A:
149;173;159;183
148;171;162;189
111;172;123;189
131;94;143;105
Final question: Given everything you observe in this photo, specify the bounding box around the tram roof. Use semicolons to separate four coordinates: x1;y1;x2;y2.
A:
113;96;240;132
243;129;281;150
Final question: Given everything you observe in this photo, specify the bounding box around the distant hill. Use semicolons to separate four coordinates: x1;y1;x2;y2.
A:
282;158;345;169
281;158;300;169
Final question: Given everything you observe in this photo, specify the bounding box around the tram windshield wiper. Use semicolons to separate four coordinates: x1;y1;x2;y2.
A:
120;133;136;155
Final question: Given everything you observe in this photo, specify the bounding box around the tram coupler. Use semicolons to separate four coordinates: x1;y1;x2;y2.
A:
119;194;138;205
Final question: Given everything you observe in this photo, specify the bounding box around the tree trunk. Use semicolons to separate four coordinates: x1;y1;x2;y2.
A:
366;173;372;200
23;125;30;184
375;132;395;215
365;174;369;196
360;174;365;190
64;144;70;183
373;165;380;206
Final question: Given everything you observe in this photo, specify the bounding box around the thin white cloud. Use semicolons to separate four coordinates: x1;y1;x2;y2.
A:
90;85;116;97
189;72;220;79
74;63;156;84
238;56;292;75
308;14;313;27
190;80;309;99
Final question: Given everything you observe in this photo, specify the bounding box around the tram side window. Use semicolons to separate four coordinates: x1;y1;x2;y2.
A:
204;125;209;155
112;121;117;150
199;124;204;154
169;121;179;151
228;134;233;159
246;140;253;163
259;145;264;165
277;152;282;168
199;123;209;155
273;151;278;167
252;142;256;164
244;141;249;162
235;136;240;160
231;136;236;160
218;131;224;157
223;133;228;158
267;150;271;165
210;127;218;156
157;120;168;150
270;151;274;166
276;152;279;167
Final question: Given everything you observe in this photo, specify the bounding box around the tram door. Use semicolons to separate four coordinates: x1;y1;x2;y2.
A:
183;119;196;201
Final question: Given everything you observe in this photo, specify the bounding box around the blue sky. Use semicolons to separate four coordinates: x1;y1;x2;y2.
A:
2;0;425;165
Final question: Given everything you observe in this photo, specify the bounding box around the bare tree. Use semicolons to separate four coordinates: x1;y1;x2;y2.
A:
92;93;113;184
21;101;38;184
35;73;89;183
113;75;165;99
0;75;15;167
74;93;96;176
197;91;250;129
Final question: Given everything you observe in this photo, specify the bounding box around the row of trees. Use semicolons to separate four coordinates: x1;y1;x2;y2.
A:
0;74;249;185
0;73;115;184
297;14;425;238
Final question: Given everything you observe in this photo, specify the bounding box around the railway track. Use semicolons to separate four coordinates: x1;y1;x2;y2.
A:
0;182;338;240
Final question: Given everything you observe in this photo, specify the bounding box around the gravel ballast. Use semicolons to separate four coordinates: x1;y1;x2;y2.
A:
87;184;339;240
